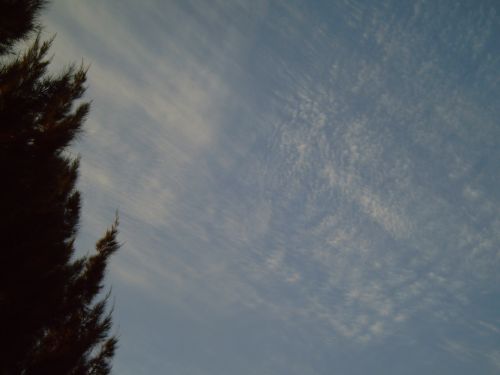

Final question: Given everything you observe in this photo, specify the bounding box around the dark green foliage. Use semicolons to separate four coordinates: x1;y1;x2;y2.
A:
0;1;119;374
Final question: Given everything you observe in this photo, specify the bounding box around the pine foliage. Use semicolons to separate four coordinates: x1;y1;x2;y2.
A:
0;1;119;374
0;0;47;55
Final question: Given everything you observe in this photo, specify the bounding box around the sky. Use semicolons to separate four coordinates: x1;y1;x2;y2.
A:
41;0;500;374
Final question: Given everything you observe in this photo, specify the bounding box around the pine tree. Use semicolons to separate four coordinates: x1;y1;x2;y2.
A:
0;1;120;374
0;0;46;55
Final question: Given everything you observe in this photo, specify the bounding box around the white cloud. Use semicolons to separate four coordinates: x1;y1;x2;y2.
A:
487;350;500;371
442;339;475;361
42;2;500;370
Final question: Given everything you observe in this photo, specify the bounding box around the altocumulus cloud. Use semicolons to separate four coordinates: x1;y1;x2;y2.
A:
43;0;500;374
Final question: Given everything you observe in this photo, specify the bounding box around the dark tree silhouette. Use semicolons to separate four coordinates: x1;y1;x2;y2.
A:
0;0;46;55
0;1;119;374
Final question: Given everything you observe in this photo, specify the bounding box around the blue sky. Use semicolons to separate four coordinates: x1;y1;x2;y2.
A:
42;0;500;374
